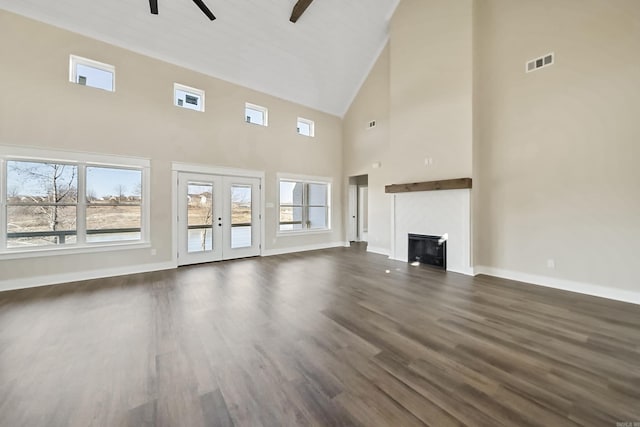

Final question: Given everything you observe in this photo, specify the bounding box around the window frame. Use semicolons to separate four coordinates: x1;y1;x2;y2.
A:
0;145;150;259
174;83;205;112
245;103;269;127
296;117;315;137
277;173;331;235
69;55;116;92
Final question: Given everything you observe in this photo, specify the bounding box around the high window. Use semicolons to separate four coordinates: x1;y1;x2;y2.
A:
297;117;315;137
1;146;149;256
174;83;205;112
69;55;115;92
278;176;330;232
245;103;268;126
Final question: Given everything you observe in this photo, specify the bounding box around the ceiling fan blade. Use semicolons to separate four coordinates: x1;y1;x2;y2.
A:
290;0;314;23
192;0;216;20
149;0;158;15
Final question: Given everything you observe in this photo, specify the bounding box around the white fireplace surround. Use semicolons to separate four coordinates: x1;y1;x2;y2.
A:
390;189;472;275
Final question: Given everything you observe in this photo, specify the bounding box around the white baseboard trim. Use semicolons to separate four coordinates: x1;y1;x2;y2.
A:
447;267;474;276
474;265;640;305
0;261;177;293
367;246;390;256
262;241;348;257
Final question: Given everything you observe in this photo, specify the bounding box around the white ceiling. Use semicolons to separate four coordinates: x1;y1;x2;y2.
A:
0;0;399;117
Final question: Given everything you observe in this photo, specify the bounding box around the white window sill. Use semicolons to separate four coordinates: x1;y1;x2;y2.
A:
0;241;151;260
276;229;332;237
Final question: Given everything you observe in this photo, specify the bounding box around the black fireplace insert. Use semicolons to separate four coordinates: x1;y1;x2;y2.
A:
408;234;447;270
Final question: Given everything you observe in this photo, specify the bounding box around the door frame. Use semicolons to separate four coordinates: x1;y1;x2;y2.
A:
171;162;265;266
358;185;368;242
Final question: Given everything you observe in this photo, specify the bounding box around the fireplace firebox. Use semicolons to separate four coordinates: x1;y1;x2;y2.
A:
408;234;446;270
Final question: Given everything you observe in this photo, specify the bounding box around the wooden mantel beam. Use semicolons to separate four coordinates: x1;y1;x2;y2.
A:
385;178;472;194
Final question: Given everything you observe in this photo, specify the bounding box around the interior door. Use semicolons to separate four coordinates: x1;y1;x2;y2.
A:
178;173;261;266
348;184;357;241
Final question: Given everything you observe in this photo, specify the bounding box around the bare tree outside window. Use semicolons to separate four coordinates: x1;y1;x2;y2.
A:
187;184;213;253
7;161;78;246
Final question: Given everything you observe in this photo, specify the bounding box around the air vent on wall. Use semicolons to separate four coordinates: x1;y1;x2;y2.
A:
526;53;554;73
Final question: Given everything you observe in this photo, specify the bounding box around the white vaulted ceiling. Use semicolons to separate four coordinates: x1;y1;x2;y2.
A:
0;0;399;116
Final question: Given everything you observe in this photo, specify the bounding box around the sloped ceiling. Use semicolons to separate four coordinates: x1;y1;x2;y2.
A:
0;0;400;117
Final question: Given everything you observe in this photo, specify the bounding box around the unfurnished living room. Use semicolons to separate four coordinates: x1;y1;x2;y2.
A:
0;0;639;426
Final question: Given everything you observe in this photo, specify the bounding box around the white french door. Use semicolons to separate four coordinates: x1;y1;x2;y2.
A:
177;173;261;266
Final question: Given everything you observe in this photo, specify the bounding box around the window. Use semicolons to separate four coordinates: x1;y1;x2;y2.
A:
245;103;268;126
174;83;205;112
7;162;78;246
86;167;142;242
69;55;115;92
297;117;315;137
279;177;330;232
1;146;149;256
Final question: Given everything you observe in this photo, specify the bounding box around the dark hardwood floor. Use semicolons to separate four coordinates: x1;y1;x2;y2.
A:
1;244;639;426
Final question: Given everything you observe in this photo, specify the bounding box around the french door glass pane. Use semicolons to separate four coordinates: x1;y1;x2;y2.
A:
187;183;213;253
231;185;251;249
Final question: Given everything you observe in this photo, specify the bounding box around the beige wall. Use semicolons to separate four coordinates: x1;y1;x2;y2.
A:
0;11;343;284
389;0;473;182
345;0;640;295
474;0;640;292
343;0;473;254
343;44;391;252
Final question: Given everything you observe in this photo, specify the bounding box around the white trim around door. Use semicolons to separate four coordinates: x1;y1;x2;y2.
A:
172;162;265;266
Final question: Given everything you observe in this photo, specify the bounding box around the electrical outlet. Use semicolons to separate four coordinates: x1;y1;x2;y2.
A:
151;248;157;256
547;259;555;269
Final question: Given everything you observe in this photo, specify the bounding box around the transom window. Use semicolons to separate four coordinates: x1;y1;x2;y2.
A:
174;83;205;112
1;146;149;256
279;176;330;232
69;55;115;92
245;103;268;126
297;117;315;137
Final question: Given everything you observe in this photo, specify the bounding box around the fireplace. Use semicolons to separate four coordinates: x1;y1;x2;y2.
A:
408;234;447;270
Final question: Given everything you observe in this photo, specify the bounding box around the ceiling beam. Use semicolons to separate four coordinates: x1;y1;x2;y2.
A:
289;0;314;23
192;0;216;20
385;178;473;194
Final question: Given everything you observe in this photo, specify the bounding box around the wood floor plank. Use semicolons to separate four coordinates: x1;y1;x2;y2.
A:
0;243;638;426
